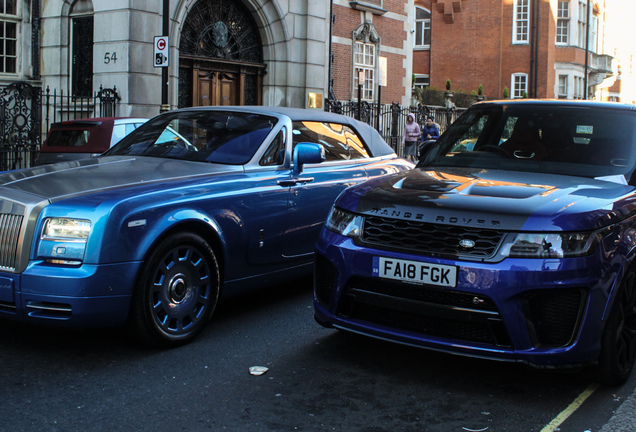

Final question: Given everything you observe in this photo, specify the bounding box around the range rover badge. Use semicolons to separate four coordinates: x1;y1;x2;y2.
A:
459;239;476;249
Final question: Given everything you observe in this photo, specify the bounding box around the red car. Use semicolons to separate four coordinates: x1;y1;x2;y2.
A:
36;117;148;165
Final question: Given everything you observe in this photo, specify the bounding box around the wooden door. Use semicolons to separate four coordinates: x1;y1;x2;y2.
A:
194;70;239;106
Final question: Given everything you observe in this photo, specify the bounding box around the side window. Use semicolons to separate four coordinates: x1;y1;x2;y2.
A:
259;128;286;166
291;121;370;162
110;125;126;145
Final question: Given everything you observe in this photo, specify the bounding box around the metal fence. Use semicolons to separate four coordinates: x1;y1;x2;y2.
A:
0;82;120;171
325;99;465;157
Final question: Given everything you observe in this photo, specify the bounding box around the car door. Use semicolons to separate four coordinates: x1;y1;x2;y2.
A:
281;120;371;258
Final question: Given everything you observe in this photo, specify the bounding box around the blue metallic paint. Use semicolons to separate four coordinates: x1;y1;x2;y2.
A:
0;107;413;334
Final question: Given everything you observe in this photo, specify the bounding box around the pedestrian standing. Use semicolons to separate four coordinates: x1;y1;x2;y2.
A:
402;113;421;162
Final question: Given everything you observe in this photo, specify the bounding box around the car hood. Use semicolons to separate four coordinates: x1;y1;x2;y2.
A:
349;167;636;231
0;156;244;201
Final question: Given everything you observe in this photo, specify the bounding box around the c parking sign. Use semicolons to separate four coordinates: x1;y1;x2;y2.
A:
154;36;169;68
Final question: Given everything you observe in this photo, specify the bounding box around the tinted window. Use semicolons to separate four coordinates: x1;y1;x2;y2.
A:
423;104;636;181
292;121;370;162
107;111;278;165
45;130;90;147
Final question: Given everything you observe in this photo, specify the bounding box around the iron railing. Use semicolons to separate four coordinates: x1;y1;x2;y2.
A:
0;82;120;171
325;99;465;157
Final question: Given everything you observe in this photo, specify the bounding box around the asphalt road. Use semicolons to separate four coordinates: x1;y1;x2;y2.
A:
0;276;634;432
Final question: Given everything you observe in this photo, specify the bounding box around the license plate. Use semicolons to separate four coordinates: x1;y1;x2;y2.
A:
372;257;457;287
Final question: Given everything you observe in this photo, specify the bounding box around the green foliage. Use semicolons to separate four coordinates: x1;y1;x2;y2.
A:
446;79;452;91
503;87;510;98
478;84;484;96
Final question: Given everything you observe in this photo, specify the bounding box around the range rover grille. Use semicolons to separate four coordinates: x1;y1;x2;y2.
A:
360;215;504;259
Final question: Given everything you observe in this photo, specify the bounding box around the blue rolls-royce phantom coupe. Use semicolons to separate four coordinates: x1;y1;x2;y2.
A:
315;100;636;385
0;106;412;346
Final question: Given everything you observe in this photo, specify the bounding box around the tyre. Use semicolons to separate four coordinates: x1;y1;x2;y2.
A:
599;266;636;385
128;232;220;347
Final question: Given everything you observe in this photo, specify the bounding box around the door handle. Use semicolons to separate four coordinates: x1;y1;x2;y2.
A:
277;177;315;186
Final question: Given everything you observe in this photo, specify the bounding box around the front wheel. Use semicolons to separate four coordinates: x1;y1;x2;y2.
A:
599;266;636;385
127;232;220;347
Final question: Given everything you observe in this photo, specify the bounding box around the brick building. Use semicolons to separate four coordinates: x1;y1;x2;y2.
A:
329;0;414;106
413;0;617;102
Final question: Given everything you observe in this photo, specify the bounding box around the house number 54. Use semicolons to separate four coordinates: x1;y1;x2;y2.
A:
104;52;118;64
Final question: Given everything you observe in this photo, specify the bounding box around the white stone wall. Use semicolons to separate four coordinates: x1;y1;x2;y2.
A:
36;0;331;118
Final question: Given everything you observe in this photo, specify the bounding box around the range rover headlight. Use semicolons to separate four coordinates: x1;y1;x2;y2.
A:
501;232;599;258
42;217;92;242
325;207;363;238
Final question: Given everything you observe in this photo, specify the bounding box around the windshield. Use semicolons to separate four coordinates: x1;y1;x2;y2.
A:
420;103;636;182
106;111;278;165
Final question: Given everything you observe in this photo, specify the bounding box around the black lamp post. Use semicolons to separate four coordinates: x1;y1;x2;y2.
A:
161;0;170;112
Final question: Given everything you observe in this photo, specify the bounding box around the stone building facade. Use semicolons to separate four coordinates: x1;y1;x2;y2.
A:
0;0;413;120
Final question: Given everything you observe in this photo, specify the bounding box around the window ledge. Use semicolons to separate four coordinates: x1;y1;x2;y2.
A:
349;1;387;15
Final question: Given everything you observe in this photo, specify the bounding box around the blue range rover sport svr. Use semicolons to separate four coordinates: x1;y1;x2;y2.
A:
314;100;636;385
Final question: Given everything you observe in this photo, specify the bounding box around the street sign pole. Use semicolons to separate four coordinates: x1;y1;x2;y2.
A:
161;0;170;112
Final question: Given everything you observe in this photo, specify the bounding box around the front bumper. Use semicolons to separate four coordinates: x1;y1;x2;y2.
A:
314;229;616;368
0;260;142;328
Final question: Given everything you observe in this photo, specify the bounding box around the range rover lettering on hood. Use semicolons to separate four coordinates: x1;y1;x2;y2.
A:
367;207;501;227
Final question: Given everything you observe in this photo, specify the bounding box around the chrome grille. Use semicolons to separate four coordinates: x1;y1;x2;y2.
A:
0;213;23;270
361;215;504;260
0;199;26;271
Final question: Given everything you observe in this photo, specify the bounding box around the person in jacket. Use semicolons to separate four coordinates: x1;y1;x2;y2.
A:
422;116;440;141
402;113;421;162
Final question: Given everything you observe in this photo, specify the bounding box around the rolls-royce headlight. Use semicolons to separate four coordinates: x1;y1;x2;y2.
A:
325;207;363;238
42;218;92;241
501;231;599;258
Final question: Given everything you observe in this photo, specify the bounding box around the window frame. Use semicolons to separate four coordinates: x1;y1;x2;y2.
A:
414;6;431;50
353;41;376;102
512;0;530;44
558;75;568;98
511;73;528;99
577;0;587;48
556;1;569;45
0;0;20;76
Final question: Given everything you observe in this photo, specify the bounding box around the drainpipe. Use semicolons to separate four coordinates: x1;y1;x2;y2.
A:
583;0;590;99
328;0;335;102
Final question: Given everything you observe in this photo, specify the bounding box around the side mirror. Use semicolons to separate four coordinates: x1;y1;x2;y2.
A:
293;143;325;175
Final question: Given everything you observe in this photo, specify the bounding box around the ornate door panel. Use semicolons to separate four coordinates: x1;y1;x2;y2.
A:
178;0;265;108
219;73;238;105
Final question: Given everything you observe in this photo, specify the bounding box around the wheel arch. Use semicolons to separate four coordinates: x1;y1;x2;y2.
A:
602;245;636;321
131;209;229;287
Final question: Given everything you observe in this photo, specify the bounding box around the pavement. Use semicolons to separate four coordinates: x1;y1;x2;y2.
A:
600;391;636;431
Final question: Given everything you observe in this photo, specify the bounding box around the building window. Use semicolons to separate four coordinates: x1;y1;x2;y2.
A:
0;0;19;74
589;14;597;53
556;1;569;45
414;7;431;49
354;41;375;101
574;76;585;99
558;75;568;98
578;0;587;48
71;1;94;98
413;74;430;90
513;0;529;44
511;73;528;98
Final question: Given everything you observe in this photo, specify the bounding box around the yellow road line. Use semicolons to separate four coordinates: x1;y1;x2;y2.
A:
541;383;601;432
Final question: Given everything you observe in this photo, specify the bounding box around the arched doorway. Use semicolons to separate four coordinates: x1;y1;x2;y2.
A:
178;0;265;108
